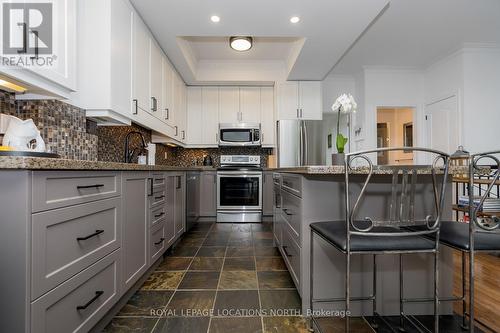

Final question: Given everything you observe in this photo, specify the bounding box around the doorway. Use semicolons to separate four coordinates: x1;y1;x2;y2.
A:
376;107;415;165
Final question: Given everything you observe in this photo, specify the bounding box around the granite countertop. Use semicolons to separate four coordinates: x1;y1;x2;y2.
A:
0;156;217;171
268;165;471;175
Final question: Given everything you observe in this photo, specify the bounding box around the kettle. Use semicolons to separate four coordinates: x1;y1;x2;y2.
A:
203;155;213;166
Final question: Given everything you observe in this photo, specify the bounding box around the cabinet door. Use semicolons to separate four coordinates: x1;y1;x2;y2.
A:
260;87;275;146
149;39;163;116
132;15;150;113
186;87;202;145
166;176;176;245
202;87;219;145
299;81;322;120
240;87;261;123
162;57;174;126
179;84;187;142
27;0;77;91
277;82;299;119
122;172;149;291
262;172;274;216
219;87;240;123
174;175;185;237
199;172;216;217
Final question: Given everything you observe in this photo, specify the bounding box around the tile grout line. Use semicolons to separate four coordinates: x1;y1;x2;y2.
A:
154;223;215;332
206;223;230;333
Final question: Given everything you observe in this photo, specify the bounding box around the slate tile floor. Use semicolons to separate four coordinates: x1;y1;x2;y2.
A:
103;223;476;333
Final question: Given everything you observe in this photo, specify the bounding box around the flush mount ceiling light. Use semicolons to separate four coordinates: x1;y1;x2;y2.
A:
290;16;300;23
229;36;253;51
210;15;220;23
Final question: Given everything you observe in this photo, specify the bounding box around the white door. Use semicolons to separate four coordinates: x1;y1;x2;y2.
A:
161;57;174;125
425;95;459;154
132;15;150;113
299;81;322;120
202;87;219;145
240;87;261;123
219;87;240;123
278;82;299;119
149;39;162;116
186;87;202;145
261;87;275;146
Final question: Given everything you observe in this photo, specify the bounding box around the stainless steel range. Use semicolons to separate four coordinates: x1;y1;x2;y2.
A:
217;155;262;223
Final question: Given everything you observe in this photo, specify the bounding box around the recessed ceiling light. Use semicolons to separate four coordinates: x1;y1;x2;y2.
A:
229;36;253;52
210;15;220;23
290;16;300;23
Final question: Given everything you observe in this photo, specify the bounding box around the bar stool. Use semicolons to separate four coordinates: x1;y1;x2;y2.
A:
308;147;450;333
424;151;500;332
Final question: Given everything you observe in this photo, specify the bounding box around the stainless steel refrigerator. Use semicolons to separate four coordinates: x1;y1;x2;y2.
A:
277;119;324;167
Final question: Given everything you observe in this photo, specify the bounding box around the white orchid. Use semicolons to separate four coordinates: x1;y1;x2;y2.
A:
331;93;357;154
332;93;357;114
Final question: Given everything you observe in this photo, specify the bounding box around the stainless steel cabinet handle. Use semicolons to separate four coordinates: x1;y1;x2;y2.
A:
148;178;153;196
296;108;299;118
174;126;178;136
165;108;169;120
17;23;27;54
30;30;39;59
151;97;157;112
133;99;138;115
181;130;185;140
300;108;303;118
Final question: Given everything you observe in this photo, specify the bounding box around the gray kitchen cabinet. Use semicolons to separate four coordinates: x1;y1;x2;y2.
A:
174;173;186;237
166;175;176;245
31;197;121;300
199;171;217;217
31;250;121;333
121;172;150;291
263;171;274;216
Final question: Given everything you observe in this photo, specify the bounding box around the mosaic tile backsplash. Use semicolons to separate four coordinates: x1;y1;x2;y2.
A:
0;90;272;166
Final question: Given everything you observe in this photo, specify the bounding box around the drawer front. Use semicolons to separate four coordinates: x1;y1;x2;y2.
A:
32;198;121;300
32;171;121;212
31;250;120;333
281;174;302;198
281;225;301;290
281;189;301;243
150;222;167;263
150;204;166;229
152;173;166;193
150;190;166;209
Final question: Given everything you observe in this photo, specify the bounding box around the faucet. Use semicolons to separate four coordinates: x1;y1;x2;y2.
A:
123;131;147;163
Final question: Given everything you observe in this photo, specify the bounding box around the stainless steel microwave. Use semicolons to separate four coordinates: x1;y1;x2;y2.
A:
218;123;261;147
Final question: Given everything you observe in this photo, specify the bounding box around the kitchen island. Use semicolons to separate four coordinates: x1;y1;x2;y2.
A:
271;166;457;316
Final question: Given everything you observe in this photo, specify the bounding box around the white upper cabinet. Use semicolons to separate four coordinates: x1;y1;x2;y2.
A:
0;0;76;98
132;14;150;114
240;87;261;123
219;87;240;124
72;0;133;125
277;81;322;120
173;72;187;143
299;81;322;120
186;87;202;145
149;39;163;116
161;57;174;126
201;87;219;146
260;87;275;147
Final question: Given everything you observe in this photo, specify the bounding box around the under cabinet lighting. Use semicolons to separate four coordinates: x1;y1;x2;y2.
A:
0;79;26;93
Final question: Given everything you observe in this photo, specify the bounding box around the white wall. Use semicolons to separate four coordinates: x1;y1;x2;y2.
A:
462;47;500;152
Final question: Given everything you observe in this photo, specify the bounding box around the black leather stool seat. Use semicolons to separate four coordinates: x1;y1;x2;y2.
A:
410;221;500;251
310;221;436;252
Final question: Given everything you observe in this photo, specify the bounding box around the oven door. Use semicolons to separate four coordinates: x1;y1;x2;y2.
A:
217;171;262;211
219;127;261;146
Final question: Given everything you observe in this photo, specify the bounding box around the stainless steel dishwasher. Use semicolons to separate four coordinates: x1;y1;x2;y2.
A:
185;171;200;231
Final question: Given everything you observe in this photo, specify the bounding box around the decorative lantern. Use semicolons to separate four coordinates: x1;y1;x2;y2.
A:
450;145;470;179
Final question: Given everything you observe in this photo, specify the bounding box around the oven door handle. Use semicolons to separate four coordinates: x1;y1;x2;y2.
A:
217;172;262;177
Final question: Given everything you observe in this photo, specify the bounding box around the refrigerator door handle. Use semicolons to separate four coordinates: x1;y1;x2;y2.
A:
302;121;308;165
298;121;303;166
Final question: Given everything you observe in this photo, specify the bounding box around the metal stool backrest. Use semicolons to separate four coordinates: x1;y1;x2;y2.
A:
344;147;450;242
469;151;500;242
